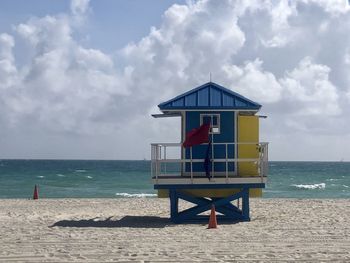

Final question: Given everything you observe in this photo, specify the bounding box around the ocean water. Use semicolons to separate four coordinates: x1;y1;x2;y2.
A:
0;160;349;199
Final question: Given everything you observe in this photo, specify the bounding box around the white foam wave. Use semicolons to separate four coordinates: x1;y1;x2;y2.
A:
56;174;65;177
343;185;349;188
86;175;93;179
115;193;157;198
37;175;45;178
75;169;86;173
292;183;326;190
326;178;338;182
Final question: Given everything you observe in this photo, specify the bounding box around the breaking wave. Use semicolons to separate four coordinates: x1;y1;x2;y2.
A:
115;193;157;198
292;183;326;190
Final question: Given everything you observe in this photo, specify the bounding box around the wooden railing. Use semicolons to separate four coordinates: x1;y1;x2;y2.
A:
151;142;268;183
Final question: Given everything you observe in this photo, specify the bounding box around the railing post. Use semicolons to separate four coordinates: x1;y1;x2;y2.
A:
266;144;269;176
190;147;193;184
257;143;261;182
151;145;153;178
154;145;158;180
211;141;214;179
164;146;167;176
260;144;263;183
156;145;161;180
225;143;228;183
159;145;162;160
235;142;238;176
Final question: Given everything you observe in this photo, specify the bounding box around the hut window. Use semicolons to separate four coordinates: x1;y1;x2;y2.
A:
200;114;220;134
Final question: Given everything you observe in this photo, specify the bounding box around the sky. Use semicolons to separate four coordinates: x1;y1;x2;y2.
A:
0;0;350;161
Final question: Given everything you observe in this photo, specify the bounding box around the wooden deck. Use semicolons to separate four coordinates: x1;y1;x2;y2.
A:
152;175;267;185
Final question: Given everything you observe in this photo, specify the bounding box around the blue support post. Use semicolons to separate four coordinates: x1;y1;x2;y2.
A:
169;189;179;223
241;187;250;221
155;184;262;223
167;188;253;223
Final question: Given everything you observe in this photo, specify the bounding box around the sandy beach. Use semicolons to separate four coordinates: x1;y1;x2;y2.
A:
0;198;349;262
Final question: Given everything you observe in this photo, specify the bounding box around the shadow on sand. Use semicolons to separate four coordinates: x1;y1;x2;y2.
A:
50;216;173;228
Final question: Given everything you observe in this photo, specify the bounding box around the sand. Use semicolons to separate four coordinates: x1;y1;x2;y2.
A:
0;198;349;262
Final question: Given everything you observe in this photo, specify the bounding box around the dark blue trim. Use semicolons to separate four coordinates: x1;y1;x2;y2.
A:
154;183;265;189
161;106;259;110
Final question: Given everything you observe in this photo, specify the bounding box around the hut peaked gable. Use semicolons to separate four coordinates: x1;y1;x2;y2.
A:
158;82;261;111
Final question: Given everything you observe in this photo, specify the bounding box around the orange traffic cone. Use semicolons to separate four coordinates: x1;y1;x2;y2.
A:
208;204;217;229
33;185;39;200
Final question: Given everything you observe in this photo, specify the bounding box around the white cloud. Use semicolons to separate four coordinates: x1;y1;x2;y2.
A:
280;57;340;116
1;0;350;160
1;3;127;134
222;59;282;103
261;0;297;47
0;33;14;60
303;0;350;15
70;0;90;25
70;0;90;16
345;49;350;65
0;33;17;90
119;0;247;108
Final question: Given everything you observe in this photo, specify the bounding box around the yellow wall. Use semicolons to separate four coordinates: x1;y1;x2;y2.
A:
238;115;262;197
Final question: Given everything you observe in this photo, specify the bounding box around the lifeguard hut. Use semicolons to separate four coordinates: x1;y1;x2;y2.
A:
151;82;268;223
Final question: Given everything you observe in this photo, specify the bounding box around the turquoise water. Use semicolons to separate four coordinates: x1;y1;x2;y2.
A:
0;160;349;198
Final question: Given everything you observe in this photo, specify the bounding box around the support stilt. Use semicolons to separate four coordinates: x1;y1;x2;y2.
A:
168;187;250;223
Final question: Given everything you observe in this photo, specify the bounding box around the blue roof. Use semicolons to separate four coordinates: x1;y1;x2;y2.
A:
158;82;261;111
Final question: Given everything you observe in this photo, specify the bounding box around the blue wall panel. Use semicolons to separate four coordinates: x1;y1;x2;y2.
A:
223;93;234;107
197;88;209;106
235;99;247;107
185;93;196;106
210;88;221;106
172;98;184;107
184;111;235;173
